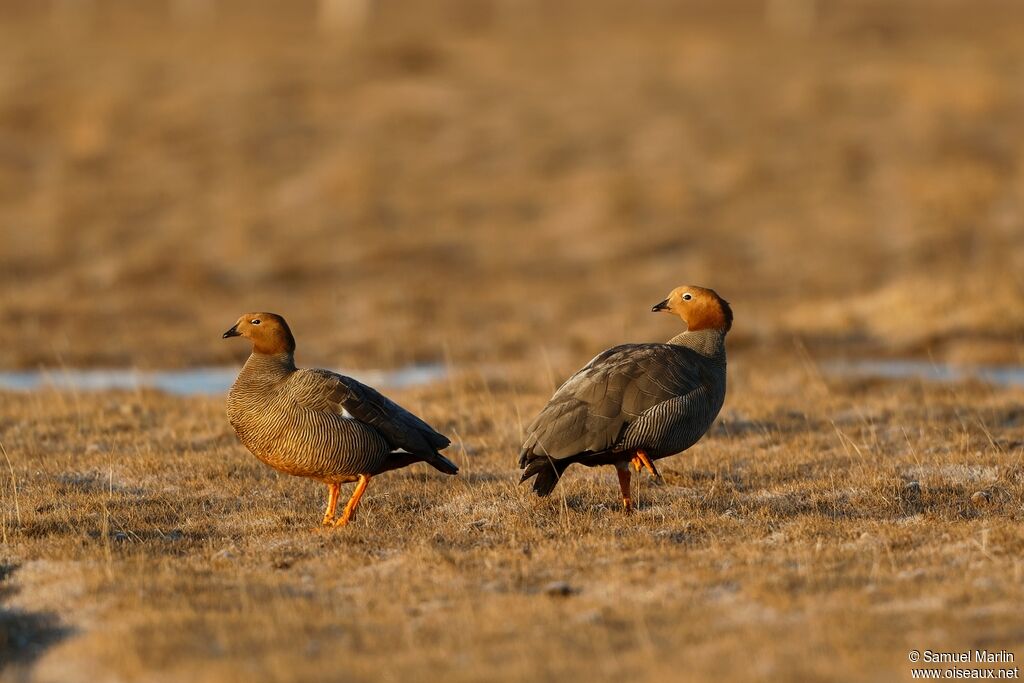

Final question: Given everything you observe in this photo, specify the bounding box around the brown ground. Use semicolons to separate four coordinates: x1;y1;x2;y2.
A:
3;364;1024;682
2;1;1024;681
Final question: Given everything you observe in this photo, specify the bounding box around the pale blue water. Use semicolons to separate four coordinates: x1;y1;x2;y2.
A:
0;364;447;395
822;359;1024;387
3;359;1018;395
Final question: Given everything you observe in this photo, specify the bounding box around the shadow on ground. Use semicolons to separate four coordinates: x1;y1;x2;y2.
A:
0;562;70;674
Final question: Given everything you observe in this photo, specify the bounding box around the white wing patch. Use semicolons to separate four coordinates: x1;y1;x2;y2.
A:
340;407;356;420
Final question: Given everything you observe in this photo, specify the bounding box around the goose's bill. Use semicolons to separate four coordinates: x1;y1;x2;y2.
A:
222;324;241;338
651;299;670;312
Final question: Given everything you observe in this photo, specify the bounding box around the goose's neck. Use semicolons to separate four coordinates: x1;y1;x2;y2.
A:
668;329;726;361
241;351;296;380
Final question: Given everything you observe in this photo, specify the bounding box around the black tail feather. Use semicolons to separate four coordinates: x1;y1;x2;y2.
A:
424;450;458;475
379;450;458;475
519;456;572;497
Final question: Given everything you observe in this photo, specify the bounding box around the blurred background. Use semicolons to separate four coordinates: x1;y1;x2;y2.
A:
2;0;1022;371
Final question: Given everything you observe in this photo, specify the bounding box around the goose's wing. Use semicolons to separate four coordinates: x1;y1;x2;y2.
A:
291;368;450;456
518;344;704;465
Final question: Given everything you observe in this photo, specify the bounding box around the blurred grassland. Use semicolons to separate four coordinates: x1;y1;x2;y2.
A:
1;0;1023;370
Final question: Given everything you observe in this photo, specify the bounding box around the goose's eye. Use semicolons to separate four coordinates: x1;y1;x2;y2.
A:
682;293;692;301
250;319;261;325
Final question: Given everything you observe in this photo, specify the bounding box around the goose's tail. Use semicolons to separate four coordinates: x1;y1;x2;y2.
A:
423;450;458;475
519;456;573;496
381;450;458;475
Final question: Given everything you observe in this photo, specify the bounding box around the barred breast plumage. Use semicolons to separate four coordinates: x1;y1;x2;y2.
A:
223;312;457;527
227;354;394;481
518;285;731;512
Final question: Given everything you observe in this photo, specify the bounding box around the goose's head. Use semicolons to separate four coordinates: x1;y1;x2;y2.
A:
223;312;296;354
651;286;732;333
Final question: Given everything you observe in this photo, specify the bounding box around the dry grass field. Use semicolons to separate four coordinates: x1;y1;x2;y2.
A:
3;1;1024;681
3;366;1024;682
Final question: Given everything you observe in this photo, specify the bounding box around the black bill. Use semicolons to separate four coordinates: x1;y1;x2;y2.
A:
651;299;670;312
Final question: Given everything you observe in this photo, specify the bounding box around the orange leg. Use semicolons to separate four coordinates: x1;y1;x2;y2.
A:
631;449;662;481
334;475;370;527
322;483;341;526
615;465;633;513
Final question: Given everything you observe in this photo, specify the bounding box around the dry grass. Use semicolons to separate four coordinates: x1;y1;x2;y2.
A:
3;1;1024;681
2;357;1024;682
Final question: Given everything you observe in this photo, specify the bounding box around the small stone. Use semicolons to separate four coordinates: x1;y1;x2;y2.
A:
574;609;602;624
973;577;997;591
542;581;577;597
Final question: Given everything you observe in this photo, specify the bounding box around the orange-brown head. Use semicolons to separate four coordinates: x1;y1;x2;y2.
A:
222;312;296;355
651;286;732;333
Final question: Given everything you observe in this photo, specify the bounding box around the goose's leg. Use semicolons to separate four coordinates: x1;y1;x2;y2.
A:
615;463;633;513
334;475;370;527
322;483;341;526
631;449;662;482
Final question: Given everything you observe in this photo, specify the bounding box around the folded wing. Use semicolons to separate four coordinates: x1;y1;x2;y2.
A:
291;368;451;457
519;344;705;465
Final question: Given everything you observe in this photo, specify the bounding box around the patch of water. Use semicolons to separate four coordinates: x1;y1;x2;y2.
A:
0;364;447;395
822;359;1024;388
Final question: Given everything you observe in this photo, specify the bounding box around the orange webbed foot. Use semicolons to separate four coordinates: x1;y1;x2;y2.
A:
322;483;341;526
333;475;370;528
616;465;633;514
631;450;663;482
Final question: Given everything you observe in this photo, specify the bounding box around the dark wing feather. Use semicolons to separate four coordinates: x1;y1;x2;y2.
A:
519;344;704;465
292;368;450;456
